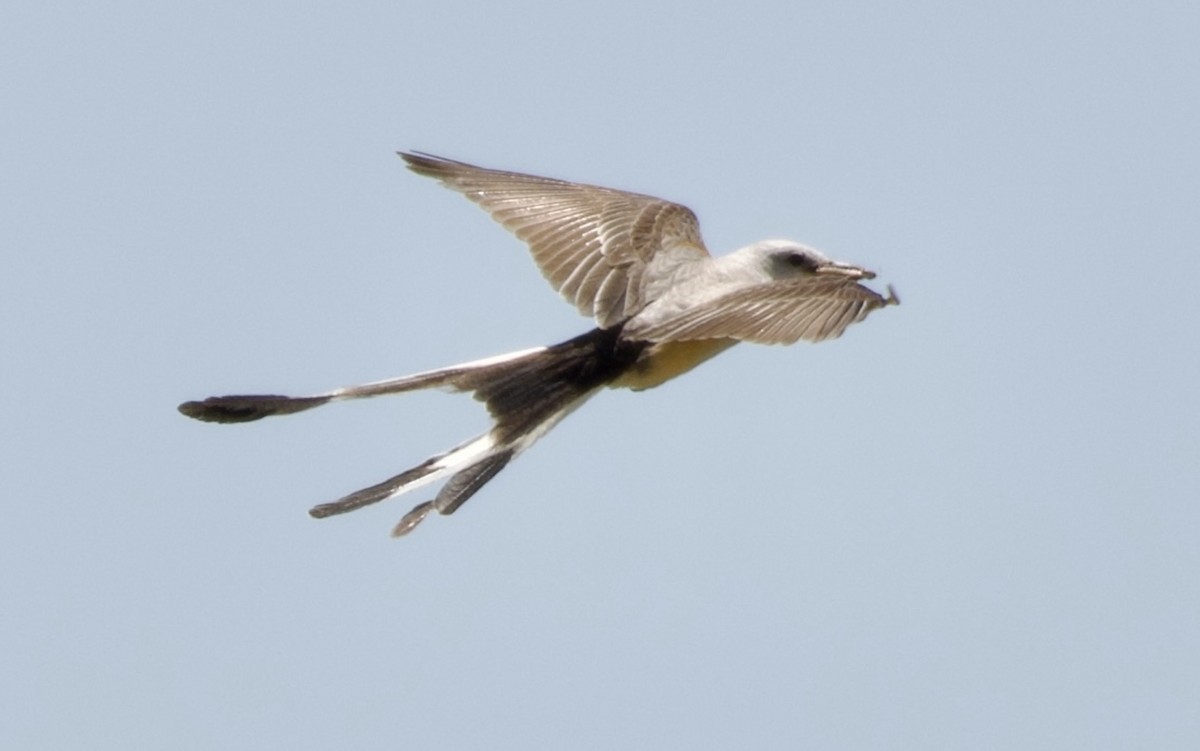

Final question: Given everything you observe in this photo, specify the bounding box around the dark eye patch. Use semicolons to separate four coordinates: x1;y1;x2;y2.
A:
784;252;820;272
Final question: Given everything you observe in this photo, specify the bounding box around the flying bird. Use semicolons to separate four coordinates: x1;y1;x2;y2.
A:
180;152;899;536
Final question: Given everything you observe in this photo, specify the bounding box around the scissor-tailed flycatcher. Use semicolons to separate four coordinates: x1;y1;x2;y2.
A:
180;152;898;536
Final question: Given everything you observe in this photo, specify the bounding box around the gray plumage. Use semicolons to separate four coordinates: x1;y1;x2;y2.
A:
179;152;898;537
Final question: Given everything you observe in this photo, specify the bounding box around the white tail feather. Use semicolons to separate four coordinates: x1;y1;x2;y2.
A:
308;432;499;519
324;347;548;402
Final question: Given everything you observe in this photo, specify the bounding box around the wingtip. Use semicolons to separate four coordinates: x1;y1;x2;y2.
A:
399;150;445;177
398;150;443;166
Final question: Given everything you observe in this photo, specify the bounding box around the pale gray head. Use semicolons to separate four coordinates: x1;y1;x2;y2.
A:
751;239;877;281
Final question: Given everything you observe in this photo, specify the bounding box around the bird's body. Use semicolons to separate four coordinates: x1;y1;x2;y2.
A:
612;338;737;390
180;152;898;536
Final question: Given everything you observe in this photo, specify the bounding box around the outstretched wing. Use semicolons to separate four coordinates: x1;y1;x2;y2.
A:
401;152;711;328
626;278;896;345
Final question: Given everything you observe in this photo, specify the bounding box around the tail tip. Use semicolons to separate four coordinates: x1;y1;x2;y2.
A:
178;394;329;423
391;501;435;537
308;499;350;519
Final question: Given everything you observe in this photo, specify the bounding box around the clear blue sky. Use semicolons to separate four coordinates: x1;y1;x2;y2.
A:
4;2;1198;749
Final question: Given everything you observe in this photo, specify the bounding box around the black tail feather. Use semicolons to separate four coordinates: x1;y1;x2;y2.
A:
385;451;514;538
434;450;514;515
391;501;435;537
308;460;440;518
178;394;331;423
460;327;645;441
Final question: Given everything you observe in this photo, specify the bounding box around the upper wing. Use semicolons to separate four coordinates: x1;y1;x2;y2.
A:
401;152;711;328
625;278;897;345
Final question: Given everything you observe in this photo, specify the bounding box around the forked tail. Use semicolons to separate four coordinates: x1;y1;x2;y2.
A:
179;327;646;536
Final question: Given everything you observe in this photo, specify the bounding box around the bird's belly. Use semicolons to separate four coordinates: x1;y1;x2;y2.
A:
610;338;738;391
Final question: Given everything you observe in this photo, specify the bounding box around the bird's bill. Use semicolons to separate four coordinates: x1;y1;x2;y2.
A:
816;261;876;280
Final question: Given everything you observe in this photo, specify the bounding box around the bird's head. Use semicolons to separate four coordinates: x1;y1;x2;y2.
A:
755;239;877;281
758;238;883;279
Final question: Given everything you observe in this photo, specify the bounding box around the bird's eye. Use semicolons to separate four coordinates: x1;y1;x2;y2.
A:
784;253;820;272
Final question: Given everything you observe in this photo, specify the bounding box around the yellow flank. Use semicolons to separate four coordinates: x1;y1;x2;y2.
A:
611;338;739;391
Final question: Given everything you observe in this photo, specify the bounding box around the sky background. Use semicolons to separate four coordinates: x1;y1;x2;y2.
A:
3;2;1199;749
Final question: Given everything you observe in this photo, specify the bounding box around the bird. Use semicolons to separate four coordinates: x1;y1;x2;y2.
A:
179;152;899;537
